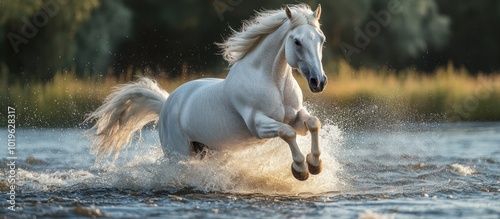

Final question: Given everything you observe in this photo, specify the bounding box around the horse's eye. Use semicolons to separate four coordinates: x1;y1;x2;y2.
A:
294;39;301;47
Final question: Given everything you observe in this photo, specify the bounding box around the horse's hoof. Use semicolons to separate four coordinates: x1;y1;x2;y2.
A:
306;154;323;175
291;163;309;181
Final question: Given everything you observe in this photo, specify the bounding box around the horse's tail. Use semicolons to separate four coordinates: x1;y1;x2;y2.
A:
85;77;169;158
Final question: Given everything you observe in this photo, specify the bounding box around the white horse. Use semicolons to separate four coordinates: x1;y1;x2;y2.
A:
86;4;327;181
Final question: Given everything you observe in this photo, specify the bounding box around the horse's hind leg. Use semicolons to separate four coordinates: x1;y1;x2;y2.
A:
192;141;208;159
293;110;323;175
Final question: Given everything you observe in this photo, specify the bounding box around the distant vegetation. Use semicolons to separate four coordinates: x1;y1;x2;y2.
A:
1;1;500;127
2;0;500;81
1;61;498;128
310;62;500;129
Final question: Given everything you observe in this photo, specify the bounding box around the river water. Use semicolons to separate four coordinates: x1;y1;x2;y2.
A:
1;122;499;218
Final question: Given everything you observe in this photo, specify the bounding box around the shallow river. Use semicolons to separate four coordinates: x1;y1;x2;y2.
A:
1;122;499;218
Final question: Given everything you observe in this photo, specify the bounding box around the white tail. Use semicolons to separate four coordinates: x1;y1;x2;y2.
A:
85;77;169;158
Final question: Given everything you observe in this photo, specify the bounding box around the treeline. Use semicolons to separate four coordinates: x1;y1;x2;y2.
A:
1;0;499;82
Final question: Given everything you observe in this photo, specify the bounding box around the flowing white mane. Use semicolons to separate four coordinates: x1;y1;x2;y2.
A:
217;4;320;65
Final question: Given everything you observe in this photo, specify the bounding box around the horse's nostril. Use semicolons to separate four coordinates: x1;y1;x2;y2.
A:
309;78;319;88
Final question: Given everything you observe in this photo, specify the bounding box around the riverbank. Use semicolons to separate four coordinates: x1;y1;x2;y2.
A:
1;62;499;128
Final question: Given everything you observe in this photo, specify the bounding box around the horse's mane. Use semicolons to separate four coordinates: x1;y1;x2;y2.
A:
217;4;320;66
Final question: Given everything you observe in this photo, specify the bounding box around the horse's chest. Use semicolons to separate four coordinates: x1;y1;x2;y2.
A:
268;95;301;124
268;101;300;124
282;91;302;124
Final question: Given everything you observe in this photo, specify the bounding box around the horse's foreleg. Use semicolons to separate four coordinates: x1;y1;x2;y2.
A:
278;125;309;181
252;114;309;181
305;116;322;175
294;110;323;175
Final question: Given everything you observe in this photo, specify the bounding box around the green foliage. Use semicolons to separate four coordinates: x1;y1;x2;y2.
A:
346;0;451;69
2;0;101;81
73;0;132;75
0;0;41;24
436;0;500;72
1;0;500;81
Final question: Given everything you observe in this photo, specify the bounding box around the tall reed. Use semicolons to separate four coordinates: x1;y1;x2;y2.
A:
1;62;499;128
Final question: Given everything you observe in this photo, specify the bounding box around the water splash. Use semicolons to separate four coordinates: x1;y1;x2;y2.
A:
449;163;477;176
13;124;345;195
358;210;395;219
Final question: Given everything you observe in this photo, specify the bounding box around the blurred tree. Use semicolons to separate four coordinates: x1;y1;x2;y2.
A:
336;0;450;70
2;0;100;81
433;0;500;73
114;0;259;76
0;0;41;24
72;0;132;75
236;0;449;71
0;0;41;81
0;27;4;71
2;0;499;83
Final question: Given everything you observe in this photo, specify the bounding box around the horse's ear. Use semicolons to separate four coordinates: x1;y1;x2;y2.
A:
314;4;322;20
286;5;292;19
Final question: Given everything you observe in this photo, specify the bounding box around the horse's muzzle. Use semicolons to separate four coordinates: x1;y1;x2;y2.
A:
308;75;327;93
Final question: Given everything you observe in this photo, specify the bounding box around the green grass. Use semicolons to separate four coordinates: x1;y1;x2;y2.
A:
1;62;499;128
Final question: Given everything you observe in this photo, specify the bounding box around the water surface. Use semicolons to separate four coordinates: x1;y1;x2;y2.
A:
1;122;499;218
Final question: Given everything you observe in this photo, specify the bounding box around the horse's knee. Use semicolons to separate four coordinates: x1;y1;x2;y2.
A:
306;116;321;132
278;125;296;141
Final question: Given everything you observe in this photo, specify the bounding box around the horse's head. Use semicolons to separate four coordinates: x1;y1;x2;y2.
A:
285;5;327;93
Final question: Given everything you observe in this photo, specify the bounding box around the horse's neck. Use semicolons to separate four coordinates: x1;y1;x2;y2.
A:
241;21;292;84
